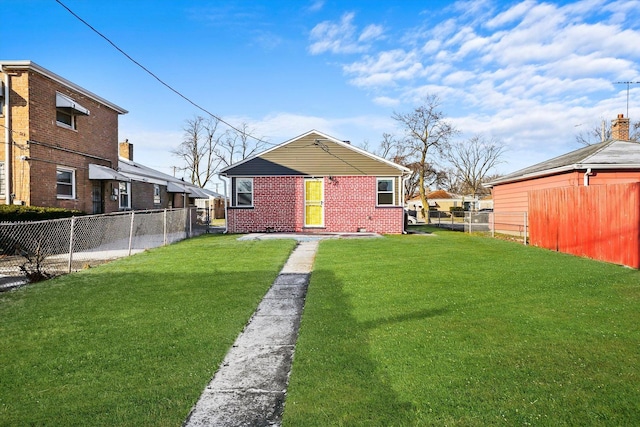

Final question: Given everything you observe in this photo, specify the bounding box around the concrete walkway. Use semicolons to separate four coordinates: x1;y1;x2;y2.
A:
183;240;319;427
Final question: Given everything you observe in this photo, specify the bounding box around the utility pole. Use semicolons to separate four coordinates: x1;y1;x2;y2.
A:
614;81;640;119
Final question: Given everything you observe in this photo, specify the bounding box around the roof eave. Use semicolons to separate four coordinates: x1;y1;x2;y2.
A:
487;162;640;187
1;60;128;114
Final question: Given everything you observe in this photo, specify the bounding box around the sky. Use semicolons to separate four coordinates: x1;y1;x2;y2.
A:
2;0;640;191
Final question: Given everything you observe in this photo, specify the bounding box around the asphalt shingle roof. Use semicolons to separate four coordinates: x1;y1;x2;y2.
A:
488;139;640;186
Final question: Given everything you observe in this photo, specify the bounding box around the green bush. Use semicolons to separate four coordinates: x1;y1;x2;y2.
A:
0;205;86;222
449;206;465;217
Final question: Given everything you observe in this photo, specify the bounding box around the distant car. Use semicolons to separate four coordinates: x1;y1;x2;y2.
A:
404;209;417;224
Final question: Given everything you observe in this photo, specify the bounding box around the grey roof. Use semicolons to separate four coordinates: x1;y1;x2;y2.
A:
488;139;640;186
118;158;223;199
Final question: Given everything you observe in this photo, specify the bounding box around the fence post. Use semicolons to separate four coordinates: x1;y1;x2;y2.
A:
67;216;76;273
491;212;495;238
163;209;167;246
189;207;192;237
128;211;135;256
524;212;528;245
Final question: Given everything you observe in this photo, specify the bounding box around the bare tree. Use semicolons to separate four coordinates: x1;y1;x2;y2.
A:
172;116;225;188
392;95;457;220
216;122;267;167
445;135;506;199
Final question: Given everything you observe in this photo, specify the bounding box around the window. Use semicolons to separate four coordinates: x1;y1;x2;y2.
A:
377;178;395;205
55;92;89;130
234;178;253;207
153;184;161;204
0;162;4;196
56;110;76;130
119;181;130;209
56;167;76;199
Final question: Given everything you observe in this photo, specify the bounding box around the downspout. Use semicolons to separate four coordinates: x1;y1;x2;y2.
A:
2;67;11;205
401;173;407;234
218;173;228;234
583;168;593;186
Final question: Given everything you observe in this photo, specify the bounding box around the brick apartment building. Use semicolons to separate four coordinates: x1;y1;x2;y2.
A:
0;60;129;213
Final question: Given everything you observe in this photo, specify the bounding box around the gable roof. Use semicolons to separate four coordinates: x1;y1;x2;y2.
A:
219;130;410;177
488;139;640;186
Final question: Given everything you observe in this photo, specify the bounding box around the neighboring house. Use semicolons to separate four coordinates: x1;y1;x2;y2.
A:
487;113;640;268
406;190;479;220
487;114;640;213
117;141;221;210
0;60;129;213
219;130;410;234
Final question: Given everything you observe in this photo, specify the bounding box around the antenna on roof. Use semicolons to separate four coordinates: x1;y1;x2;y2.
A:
613;81;640;119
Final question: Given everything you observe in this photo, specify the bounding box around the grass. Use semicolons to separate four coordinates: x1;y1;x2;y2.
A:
0;234;296;426
283;226;640;426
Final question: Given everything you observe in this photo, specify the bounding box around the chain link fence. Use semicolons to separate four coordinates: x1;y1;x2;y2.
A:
0;208;208;288
464;211;528;244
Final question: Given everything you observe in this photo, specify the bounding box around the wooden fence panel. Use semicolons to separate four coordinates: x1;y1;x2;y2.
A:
529;183;640;268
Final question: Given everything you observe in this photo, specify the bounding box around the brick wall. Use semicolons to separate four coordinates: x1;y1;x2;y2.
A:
2;68;121;213
228;175;404;234
228;176;301;233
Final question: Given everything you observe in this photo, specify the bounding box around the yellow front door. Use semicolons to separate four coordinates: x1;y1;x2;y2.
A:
305;178;324;227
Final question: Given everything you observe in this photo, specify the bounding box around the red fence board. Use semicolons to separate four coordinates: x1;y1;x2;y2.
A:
529;183;640;268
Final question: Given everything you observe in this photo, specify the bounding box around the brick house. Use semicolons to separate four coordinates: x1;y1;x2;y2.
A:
0;60;128;213
117;140;220;210
219;130;410;234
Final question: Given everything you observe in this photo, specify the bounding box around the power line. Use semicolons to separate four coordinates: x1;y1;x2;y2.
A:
54;0;274;146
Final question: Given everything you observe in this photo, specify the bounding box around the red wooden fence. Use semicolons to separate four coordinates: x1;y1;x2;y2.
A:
528;183;640;268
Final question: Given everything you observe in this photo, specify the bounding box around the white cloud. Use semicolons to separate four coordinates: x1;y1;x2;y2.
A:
359;24;385;42
308;0;325;12
373;96;400;107
306;0;640;174
308;12;383;55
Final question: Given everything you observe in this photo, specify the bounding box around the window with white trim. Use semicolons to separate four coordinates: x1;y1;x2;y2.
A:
119;181;130;209
234;178;253;207
56;167;76;199
377;178;395;205
56;110;76;130
55;92;89;130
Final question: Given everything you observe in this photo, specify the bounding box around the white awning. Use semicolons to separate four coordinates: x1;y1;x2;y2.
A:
56;92;90;116
88;164;130;182
166;181;211;198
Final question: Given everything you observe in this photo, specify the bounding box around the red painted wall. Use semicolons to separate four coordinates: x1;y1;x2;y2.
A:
528;183;640;268
227;175;404;234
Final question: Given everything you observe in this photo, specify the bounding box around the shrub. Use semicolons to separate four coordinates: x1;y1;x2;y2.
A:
0;205;86;222
449;206;465;217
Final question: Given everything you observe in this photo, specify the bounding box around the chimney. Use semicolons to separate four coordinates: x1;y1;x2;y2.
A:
119;139;133;161
611;114;630;141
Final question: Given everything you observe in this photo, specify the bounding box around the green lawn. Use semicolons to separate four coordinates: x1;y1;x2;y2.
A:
283;227;640;426
0;235;296;426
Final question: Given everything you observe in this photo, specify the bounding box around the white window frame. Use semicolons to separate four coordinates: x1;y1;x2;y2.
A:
56;167;76;199
376;177;395;206
235;177;253;207
56;109;76;130
119;181;131;210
